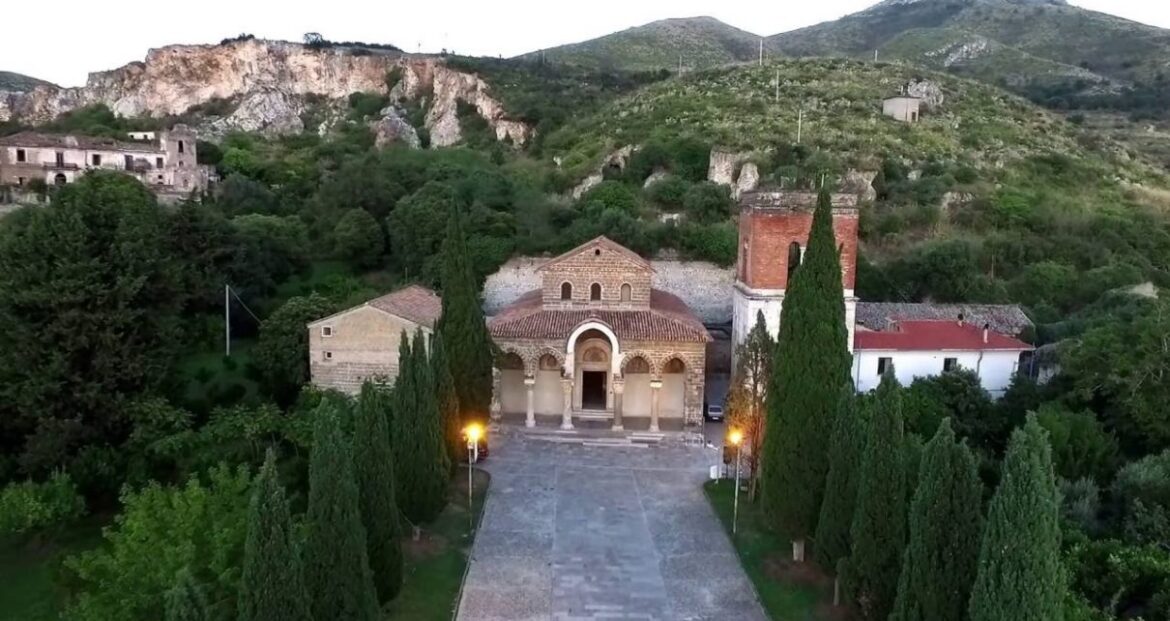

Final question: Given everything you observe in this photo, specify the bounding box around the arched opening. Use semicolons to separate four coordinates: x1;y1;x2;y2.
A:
178;140;185;154
560;282;572;300
786;241;802;282
53;173;67;186
623;356;652;418
661;357;687;419
535;354;563;415
590;283;602;301
498;352;526;415
573;328;614;412
620;283;632;302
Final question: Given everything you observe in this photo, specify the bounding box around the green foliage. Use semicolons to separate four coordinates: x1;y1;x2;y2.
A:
849;372;908;620
761;189;852;550
303;402;381;621
904;370;1001;451
969;416;1064;621
253;294;335;406
436;204;495;423
682;181;733;224
65;465;253;621
0;472;85;536
332;208;386;269
353;382;404;603
1065;534;1170;620
1034;404;1120;483
675;221;738;266
813;385;865;573
1111;450;1170;534
165;568;210;621
431;334;465;467
387;182;460;282
644;175;691;209
238;450;311;621
579;180;640;214
230;214;310;295
347;92;389;120
891;419;983;621
392;331;451;525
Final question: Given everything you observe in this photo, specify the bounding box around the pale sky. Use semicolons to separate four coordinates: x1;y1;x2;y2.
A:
4;0;1169;86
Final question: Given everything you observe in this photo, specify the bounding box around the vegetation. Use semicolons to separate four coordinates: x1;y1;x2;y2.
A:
392;332;451;527
813;385;864;575
724;311;772;500
0;472;85;536
353;383;404;603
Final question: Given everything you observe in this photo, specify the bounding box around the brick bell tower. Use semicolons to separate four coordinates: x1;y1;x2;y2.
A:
732;190;861;362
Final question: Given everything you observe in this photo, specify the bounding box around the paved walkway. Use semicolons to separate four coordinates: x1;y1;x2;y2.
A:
457;427;766;621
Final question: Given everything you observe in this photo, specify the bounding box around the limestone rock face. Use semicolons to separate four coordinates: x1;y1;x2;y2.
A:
707;149;751;186
571;173;604;199
843;169;878;202
905;78;945;109
735;162;760;199
643;169;669;189
372;106;421;149
0;39;530;147
569;146;636;198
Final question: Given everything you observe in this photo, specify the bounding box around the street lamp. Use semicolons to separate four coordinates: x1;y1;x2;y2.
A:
728;429;744;536
465;423;483;530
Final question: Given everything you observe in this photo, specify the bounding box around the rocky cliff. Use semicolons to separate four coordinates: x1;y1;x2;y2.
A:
0;39;530;147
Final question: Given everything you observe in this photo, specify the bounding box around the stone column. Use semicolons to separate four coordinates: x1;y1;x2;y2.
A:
649;379;663;433
524;376;536;429
612;379;625;432
490;367;502;423
560;377;574;430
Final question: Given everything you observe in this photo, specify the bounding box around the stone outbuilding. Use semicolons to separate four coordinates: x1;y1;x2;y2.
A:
489;236;710;432
882;96;921;123
307;285;442;394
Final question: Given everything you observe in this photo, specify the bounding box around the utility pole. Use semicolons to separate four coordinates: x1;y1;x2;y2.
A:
224;284;231;357
759;39;764;66
678;55;683;75
774;69;780;102
874;49;879;62
797;108;804;144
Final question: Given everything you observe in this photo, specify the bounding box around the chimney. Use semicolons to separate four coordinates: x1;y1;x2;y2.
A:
982;323;990;344
957;312;965;327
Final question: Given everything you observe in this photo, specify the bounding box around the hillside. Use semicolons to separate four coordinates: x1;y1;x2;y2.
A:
516;17;764;71
0;71;55;92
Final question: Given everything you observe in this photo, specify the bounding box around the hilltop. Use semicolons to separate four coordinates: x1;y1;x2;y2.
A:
0;71;56;92
516;17;764;71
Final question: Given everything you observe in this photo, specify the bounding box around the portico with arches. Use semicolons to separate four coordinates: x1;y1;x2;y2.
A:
489;237;709;431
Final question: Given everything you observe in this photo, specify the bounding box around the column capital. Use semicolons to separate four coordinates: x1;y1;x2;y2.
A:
524;376;537;387
650;379;663;390
612;379;625;395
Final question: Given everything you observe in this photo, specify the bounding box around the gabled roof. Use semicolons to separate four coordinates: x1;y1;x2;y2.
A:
854;320;1033;353
0;131;160;153
489;288;709;343
308;285;442;329
537;236;654;273
856;303;1032;337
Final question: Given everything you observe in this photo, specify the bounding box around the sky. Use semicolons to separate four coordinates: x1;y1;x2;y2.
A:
4;0;1169;87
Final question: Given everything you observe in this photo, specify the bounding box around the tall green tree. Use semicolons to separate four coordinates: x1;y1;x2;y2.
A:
392;331;451;529
814;384;865;575
353;382;404;603
891;419;983;621
726;311;773;500
849;372;908;620
164;568;209;621
254;293;334;407
436;203;495;424
761;187;852;561
969;415;1064;621
431;334;465;466
238;450;311;621
303;403;380;621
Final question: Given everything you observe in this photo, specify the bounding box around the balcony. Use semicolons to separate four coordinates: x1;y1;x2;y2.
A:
42;162;81;171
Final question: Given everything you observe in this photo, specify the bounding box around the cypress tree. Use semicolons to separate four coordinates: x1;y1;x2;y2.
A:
891;419;984;621
304;403;380;621
353;382;404;604
165;568;209;621
968;415;1064;621
761;187;852;561
814;383;865;574
393;330;451;527
849;371;908;620
436;203;494;424
432;333;464;467
238;449;312;621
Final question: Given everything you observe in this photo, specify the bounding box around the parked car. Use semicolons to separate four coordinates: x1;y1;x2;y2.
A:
706;404;725;421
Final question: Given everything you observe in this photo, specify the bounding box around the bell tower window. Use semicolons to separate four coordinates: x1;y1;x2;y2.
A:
590;283;602;301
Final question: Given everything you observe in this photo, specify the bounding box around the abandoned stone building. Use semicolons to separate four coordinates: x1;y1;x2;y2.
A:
307;285;443;394
488;237;710;432
882;96;921;123
0;125;212;202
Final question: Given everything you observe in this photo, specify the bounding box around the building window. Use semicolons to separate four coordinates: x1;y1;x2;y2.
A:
16;177;25;185
877;357;893;377
53;173;67;186
124;155;134;169
787;241;802;282
590;283;602;301
178;140;185;154
91;154;101;166
55;152;65;167
560;282;572;300
323;351;333;361
620;283;632;302
15;149;26;163
156;157;164;168
322;326;334;337
944;357;959;372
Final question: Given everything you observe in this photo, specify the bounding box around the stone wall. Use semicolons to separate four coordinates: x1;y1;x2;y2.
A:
484;257;736;324
308;306;427;394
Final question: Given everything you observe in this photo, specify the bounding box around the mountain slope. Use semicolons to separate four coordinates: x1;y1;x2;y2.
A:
0;71;56;92
517;17;764;71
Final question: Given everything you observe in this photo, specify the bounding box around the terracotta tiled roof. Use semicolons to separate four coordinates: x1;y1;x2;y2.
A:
368;285;443;327
489;289;710;343
854;320;1034;352
0;131;159;153
856;303;1033;337
537;236;654;273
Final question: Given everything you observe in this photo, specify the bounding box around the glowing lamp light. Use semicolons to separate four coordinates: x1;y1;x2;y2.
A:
728;429;744;446
465;423;483;444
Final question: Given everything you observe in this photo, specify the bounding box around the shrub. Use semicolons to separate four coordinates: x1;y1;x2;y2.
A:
1034;404;1119;483
682;182;733;224
644;175;690;209
0;471;86;536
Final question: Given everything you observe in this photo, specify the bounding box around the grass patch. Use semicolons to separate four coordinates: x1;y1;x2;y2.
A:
172;338;261;414
0;515;109;621
386;468;490;620
704;481;840;620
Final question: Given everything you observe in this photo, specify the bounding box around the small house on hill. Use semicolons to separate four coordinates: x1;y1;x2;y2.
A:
882;96;921;123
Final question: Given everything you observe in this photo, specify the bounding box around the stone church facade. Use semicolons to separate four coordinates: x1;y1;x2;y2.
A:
489;237;710;432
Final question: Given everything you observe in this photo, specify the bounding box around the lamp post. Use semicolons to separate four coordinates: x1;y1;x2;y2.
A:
465;423;483;530
728;429;744;536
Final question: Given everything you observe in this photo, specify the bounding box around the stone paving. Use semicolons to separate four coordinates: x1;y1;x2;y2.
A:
457;427;766;621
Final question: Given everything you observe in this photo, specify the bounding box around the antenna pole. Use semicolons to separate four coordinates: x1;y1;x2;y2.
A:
678;55;683;74
775;69;780;102
874;49;879;62
759;39;764;66
224;284;231;357
797;108;804;144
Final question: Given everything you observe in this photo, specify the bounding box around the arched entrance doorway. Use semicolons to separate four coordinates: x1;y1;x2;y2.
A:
574;330;611;411
53;173;67;186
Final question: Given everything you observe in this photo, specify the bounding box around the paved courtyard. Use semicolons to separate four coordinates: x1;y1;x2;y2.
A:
457;427;766;621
